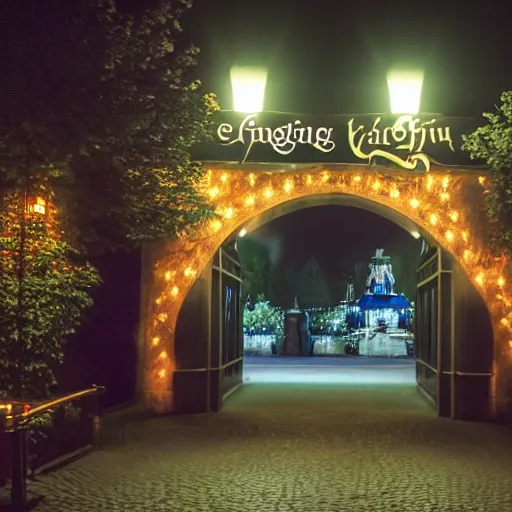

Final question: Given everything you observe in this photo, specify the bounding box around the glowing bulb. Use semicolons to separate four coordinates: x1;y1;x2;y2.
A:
429;214;438;225
184;267;196;277
171;286;179;297
284;180;293;193
306;175;313;185
158;369;167;379
445;230;454;242
478;176;486;185
244;196;255;207
155;297;162;305
387;69;423;114
239;228;247;237
475;272;484;286
230;66;267;113
152;337;160;346
500;318;509;326
321;172;329;183
264;188;273;198
440;192;449;202
159;351;167;359
220;174;228;183
372;180;381;191
410;199;419;208
461;231;469;243
449;211;459;222
442;177;449;189
224;207;234;219
463;249;471;261
248;174;256;186
210;219;222;232
164;271;172;281
158;313;168;322
498;277;505;287
354;175;361;182
209;187;219;198
390;189;400;199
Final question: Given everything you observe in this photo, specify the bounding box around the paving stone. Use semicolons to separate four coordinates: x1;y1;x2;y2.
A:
17;382;512;511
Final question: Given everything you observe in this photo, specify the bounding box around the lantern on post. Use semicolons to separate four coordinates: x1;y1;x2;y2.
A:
26;196;46;215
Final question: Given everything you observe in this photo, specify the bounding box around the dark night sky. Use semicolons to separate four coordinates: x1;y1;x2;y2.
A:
182;0;512;115
251;206;421;276
179;0;510;273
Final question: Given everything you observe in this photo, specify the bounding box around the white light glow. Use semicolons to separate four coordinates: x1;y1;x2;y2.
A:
239;228;247;237
410;230;421;239
230;66;267;113
386;70;424;115
243;364;415;385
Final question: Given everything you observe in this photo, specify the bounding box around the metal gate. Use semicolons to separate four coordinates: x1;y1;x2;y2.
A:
415;244;494;420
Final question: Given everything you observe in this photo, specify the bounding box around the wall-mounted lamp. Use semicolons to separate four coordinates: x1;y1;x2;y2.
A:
230;66;268;113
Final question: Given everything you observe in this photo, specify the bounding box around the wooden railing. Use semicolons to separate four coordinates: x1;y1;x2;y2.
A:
1;385;105;510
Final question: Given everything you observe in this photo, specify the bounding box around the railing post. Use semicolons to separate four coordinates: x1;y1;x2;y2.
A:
91;388;101;450
10;428;28;510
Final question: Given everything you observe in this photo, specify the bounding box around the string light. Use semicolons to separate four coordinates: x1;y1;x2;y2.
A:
144;166;512;415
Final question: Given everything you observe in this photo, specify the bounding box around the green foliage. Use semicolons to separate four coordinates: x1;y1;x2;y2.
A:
295;258;332;307
238;237;275;301
0;198;100;400
308;309;347;335
0;0;215;400
243;300;284;340
0;0;218;252
462;91;512;255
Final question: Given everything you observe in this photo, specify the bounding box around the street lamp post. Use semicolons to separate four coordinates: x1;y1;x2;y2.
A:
386;69;425;239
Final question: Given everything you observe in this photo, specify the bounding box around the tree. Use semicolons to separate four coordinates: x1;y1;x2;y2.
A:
268;263;296;308
0;193;100;400
295;258;332;307
387;253;417;299
0;0;218;252
0;0;216;398
462;91;512;255
243;299;284;338
238;237;274;302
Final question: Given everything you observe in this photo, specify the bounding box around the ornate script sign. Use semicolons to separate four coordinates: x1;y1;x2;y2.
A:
193;111;481;169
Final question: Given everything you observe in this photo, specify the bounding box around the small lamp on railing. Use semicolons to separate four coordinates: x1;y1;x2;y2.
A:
230;66;268;113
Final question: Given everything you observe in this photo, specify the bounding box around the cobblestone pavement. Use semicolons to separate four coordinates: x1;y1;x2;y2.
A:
17;378;512;511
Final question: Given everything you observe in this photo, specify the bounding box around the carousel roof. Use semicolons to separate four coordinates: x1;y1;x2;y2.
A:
357;293;412;310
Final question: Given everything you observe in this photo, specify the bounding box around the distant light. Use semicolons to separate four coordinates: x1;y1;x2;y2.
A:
410;230;421;239
386;69;424;115
238;228;247;237
230;66;267;113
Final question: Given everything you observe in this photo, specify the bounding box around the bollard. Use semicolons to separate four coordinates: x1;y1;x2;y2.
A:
10;428;28;510
91;392;101;450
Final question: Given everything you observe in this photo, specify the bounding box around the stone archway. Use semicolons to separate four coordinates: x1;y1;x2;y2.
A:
138;165;512;421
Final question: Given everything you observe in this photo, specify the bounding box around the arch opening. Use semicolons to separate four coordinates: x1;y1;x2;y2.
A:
140;167;511;421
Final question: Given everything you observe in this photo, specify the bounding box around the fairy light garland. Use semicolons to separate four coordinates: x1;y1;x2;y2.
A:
144;167;512;414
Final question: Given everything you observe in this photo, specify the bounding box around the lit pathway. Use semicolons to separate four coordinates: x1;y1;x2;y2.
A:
244;355;415;384
18;358;512;511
